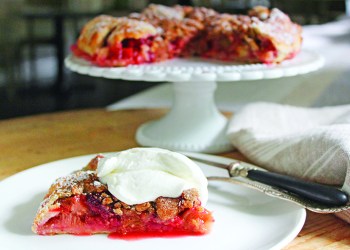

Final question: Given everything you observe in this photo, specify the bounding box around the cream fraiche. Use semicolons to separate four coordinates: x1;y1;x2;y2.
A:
97;147;208;205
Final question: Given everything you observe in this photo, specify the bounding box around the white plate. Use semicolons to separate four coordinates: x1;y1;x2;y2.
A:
0;153;305;250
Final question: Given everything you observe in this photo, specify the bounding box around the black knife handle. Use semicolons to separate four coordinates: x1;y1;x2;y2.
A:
247;169;349;206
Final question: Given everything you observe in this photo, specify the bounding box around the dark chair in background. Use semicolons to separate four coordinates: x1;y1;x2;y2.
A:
17;5;108;92
271;0;347;24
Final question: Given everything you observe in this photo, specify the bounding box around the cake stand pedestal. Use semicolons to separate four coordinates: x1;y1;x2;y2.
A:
65;50;324;153
136;81;231;153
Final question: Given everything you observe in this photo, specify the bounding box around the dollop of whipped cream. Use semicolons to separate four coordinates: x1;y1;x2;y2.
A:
97;148;208;205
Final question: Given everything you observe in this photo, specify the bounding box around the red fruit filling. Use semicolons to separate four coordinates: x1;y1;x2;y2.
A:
72;36;158;67
36;194;213;237
194;33;279;64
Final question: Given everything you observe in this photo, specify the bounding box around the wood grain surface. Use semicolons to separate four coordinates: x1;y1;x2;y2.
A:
0;108;349;249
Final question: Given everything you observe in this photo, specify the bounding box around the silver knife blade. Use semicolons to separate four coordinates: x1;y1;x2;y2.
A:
187;156;230;170
187;155;257;177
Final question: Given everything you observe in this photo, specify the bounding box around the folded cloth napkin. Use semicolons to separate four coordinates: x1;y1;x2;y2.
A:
227;102;350;223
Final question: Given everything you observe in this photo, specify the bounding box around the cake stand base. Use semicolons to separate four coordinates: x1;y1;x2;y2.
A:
136;81;233;153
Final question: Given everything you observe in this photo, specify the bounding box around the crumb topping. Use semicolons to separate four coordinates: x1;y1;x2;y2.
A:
77;15;120;55
139;4;185;20
251;8;301;44
182;5;218;22
33;166;202;232
77;15;158;56
107;17;158;44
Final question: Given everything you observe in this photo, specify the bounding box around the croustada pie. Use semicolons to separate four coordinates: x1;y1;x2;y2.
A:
71;4;302;67
32;148;214;238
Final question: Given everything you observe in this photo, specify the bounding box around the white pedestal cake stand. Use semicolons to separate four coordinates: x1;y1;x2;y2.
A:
65;50;324;153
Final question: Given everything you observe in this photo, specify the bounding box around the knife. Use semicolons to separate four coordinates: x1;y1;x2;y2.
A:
189;156;349;207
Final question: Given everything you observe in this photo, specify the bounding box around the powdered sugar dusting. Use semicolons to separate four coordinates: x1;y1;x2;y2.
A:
252;8;302;46
141;4;184;20
81;15;119;43
107;17;158;43
94;180;103;187
32;170;104;232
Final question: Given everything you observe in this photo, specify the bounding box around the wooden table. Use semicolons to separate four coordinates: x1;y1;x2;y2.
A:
0;109;349;249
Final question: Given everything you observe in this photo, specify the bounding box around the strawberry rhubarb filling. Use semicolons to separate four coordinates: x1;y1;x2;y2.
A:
36;192;212;236
72;36;158;67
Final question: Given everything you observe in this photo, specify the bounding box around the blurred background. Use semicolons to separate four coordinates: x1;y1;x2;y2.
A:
0;0;348;119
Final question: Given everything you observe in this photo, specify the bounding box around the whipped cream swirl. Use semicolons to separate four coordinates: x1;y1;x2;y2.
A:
97;148;208;205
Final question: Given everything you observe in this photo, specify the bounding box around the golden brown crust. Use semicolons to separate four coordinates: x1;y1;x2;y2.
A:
250;7;303;62
136;4;185;21
182;5;218;22
106;17;158;45
32;171;106;232
77;15;119;55
77;16;158;56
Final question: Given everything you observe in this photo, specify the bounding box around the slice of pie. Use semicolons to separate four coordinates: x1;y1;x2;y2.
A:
32;148;213;237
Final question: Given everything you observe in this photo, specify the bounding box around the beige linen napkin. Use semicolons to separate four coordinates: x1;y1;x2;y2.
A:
227;102;350;222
